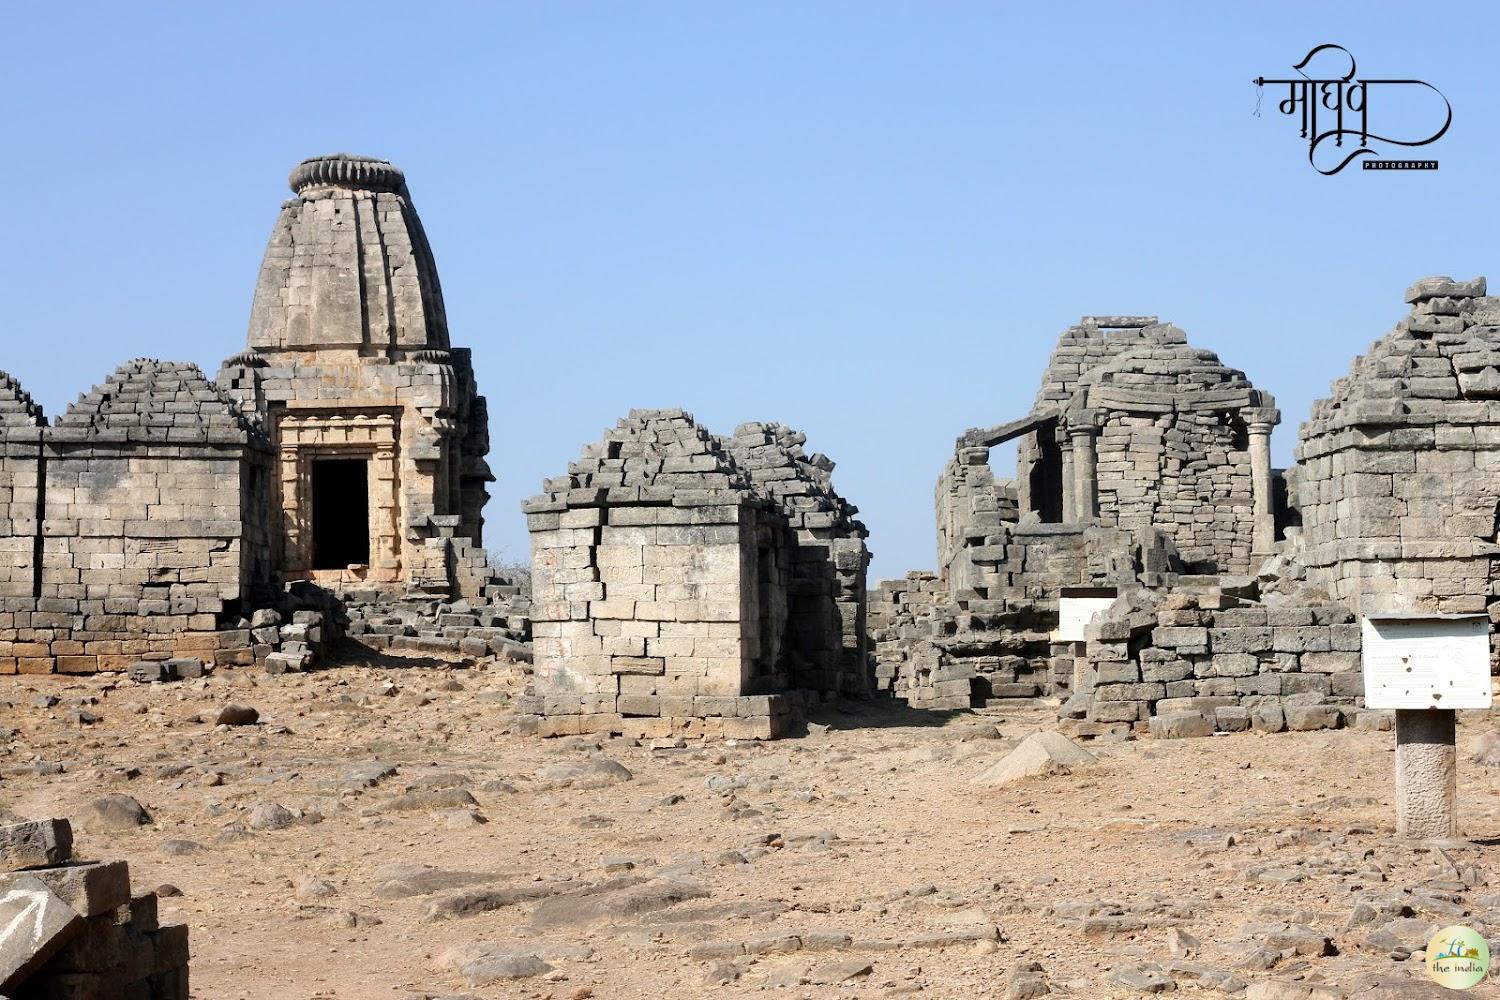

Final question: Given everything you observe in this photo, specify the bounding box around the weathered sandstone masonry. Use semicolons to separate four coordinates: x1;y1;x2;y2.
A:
0;361;272;675
217;154;495;598
0;154;528;675
871;318;1282;711
874;277;1500;739
1296;276;1500;626
518;410;869;738
1072;592;1373;737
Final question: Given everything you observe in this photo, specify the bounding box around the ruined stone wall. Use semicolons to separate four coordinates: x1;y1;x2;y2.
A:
0;362;273;676
934;447;1016;591
723;422;870;696
1072;330;1265;575
0;372;44;599
1016;316;1161;518
1092;407;1254;574
522;410;795;738
1077;593;1366;736
41;362;271;615
1297;276;1500;621
867;572;945;698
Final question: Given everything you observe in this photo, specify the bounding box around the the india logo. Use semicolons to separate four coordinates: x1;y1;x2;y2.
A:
1427;925;1490;990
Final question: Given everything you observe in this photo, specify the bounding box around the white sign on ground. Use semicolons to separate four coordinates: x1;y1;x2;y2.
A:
1362;613;1492;711
1055;587;1118;643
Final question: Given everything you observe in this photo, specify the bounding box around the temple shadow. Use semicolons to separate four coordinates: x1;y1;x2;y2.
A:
322;639;469;671
794;697;970;733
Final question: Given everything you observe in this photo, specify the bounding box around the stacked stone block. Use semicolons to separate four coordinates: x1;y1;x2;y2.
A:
1076;593;1365;735
1297;276;1500;626
721;422;871;695
866;572;951;702
520;409;869;739
0;361;273;676
1015;316;1163;520
522;410;793;739
1064;326;1272;575
0;818;189;999
0;371;45;600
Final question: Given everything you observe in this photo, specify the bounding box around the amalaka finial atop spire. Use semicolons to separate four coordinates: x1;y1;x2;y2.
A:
288;154;405;195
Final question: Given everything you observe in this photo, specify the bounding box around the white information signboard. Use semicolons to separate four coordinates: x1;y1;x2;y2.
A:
1055;587;1118;643
1361;613;1492;710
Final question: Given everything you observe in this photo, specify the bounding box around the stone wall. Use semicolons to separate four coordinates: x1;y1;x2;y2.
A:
1016;316;1163;521
1074;591;1373;736
0;361;275;676
0;371;45;599
522;410;794;738
518;409;868;739
1297;276;1500;623
722;422;871;696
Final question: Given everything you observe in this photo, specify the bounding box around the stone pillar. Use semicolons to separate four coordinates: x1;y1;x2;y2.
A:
1068;422;1099;521
1244;407;1280;557
1395;708;1457;840
1059;438;1075;523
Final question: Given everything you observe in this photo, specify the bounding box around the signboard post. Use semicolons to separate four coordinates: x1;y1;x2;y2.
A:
1055;587;1119;694
1362;614;1492;840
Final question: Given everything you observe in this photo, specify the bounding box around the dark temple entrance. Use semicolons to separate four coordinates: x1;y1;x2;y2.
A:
312;458;370;569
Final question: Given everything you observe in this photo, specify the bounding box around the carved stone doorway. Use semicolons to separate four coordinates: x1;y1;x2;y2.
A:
312;459;370;570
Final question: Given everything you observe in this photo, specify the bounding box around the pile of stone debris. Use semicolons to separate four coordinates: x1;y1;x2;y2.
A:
0;818;188;998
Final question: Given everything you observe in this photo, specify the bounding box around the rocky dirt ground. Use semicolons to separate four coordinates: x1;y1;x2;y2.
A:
4;653;1500;1000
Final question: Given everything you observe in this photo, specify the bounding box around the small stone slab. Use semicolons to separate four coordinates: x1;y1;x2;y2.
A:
0;861;131;917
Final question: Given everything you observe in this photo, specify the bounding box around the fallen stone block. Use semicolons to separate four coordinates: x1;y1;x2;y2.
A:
1284;704;1341;731
1;861;130;918
0;819;73;872
1149;711;1214;740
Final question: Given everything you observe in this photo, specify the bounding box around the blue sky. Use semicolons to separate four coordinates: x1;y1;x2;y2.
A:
0;2;1492;580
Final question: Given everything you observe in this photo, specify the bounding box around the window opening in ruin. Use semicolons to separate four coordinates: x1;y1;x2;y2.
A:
312;459;371;569
757;544;774;676
1030;425;1064;522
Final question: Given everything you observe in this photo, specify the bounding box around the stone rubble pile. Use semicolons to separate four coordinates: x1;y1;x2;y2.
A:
0;818;188;999
343;590;532;663
1069;588;1383;738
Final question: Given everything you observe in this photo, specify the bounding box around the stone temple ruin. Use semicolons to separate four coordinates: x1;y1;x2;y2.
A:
0;148;1494;750
868;280;1500;740
515;410;869;738
869;316;1284;712
0;154;528;680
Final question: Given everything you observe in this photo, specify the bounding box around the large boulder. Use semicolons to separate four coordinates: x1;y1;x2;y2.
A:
972;731;1097;787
